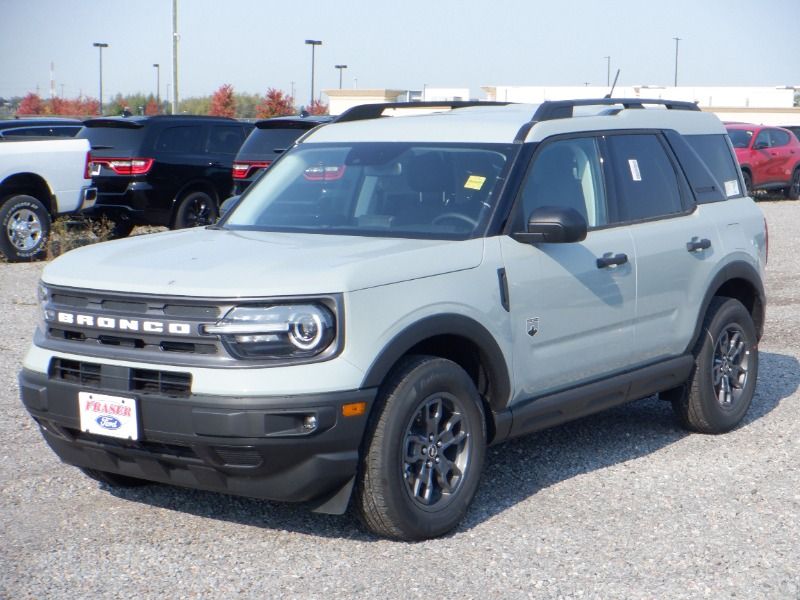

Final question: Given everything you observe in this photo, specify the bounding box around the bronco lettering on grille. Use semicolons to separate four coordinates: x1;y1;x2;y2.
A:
51;311;192;335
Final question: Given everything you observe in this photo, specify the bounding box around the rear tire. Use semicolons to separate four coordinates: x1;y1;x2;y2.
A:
0;194;50;262
173;190;218;229
357;356;486;540
80;467;150;488
671;297;758;433
785;168;800;200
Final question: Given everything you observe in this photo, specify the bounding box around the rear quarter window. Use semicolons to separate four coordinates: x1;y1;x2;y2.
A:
154;125;205;154
686;134;743;199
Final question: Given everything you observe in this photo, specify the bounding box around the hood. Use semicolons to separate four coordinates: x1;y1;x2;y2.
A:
42;228;485;297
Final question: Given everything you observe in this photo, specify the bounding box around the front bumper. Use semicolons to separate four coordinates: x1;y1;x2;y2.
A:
19;367;375;510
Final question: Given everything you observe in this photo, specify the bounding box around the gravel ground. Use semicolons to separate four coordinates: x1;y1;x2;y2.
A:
1;202;799;599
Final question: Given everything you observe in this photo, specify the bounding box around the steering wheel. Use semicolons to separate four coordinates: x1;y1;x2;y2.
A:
432;212;479;229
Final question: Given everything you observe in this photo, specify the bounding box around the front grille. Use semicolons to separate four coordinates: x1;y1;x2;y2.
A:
67;427;198;460
50;358;101;385
50;358;192;397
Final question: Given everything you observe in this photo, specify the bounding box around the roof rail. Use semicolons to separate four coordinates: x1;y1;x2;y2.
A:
512;97;701;143
334;100;512;123
531;98;700;122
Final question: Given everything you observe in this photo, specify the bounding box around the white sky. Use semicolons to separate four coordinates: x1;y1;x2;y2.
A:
1;0;799;104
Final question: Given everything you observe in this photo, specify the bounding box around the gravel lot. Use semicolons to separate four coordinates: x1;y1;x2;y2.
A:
1;202;799;599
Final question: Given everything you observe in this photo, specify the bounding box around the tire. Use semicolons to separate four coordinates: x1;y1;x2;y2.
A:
671;297;758;434
356;356;486;540
785;168;800;200
742;171;753;197
80;467;150;488
0;194;50;262
173;190;218;229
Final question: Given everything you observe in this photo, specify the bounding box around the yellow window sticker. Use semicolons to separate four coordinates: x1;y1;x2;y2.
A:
464;175;486;190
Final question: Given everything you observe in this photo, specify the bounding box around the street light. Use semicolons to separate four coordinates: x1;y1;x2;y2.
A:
153;63;160;111
603;56;611;87
305;39;322;105
335;64;348;89
93;42;109;115
673;37;682;87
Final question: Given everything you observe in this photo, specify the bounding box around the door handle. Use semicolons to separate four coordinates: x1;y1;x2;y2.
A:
208;161;223;167
686;238;711;252
596;253;628;269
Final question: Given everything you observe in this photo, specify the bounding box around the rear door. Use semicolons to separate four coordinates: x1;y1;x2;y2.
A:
149;123;209;218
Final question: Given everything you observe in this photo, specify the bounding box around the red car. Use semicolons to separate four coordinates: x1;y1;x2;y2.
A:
726;123;800;199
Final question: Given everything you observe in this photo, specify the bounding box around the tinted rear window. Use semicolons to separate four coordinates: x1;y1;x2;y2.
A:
154;125;205;154
79;126;145;154
686;134;743;198
238;128;310;158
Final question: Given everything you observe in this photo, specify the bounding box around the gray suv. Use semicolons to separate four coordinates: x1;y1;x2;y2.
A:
20;99;766;540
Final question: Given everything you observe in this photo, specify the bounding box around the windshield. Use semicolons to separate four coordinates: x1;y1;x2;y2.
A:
726;128;754;149
224;142;516;239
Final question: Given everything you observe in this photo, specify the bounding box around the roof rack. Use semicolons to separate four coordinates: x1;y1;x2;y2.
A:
531;98;700;122
334;100;512;123
512;98;701;143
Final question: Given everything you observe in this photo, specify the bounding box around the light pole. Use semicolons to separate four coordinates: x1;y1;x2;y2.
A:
673;37;681;87
153;63;160;110
172;0;179;114
335;64;348;89
93;42;108;115
603;56;611;87
305;39;322;105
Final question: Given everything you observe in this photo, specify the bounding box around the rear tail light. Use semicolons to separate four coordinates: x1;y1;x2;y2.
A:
83;151;92;179
90;157;154;175
232;160;272;179
303;165;346;181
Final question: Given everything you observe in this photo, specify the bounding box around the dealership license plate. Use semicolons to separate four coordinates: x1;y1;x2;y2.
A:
78;392;139;440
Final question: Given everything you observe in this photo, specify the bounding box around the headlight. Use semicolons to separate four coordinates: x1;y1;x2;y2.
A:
202;304;336;360
38;283;55;326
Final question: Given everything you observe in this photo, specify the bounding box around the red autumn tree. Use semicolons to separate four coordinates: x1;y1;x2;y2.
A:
307;99;329;116
256;88;295;118
17;93;45;115
144;97;160;115
209;84;236;117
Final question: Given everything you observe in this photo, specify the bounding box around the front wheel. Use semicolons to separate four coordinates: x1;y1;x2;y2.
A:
0;194;50;262
173;190;218;229
742;171;753;197
357;356;486;540
671;297;758;433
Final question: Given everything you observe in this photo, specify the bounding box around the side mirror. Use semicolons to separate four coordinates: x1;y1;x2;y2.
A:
511;206;588;244
219;195;240;219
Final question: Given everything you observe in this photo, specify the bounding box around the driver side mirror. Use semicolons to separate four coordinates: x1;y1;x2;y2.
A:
511;206;588;244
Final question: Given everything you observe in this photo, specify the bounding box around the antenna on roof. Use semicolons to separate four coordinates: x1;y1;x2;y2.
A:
604;69;621;98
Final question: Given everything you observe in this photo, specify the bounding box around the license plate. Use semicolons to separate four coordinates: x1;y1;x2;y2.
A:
78;392;139;440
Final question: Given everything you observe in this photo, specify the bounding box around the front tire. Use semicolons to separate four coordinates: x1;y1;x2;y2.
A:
173;190;218;229
671;297;758;433
0;194;50;262
357;356;486;540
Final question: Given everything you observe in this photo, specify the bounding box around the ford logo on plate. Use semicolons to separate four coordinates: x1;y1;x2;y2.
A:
96;415;122;430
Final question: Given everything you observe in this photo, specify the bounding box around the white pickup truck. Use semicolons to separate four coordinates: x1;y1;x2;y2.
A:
0;137;96;261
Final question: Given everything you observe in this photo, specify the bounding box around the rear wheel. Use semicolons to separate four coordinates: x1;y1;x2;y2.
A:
0;194;50;262
671;297;758;433
80;467;150;488
785;168;800;200
173;190;218;229
357;356;486;540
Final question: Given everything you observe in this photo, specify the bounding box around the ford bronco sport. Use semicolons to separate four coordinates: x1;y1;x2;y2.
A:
19;99;766;540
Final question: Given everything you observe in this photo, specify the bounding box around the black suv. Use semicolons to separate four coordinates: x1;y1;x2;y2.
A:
232;115;332;194
0;118;82;138
79;115;252;237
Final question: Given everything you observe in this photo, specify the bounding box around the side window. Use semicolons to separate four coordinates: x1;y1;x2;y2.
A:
771;129;790;147
686;134;743;199
518;137;607;228
208;125;246;154
155;126;204;154
606;134;683;222
753;130;770;149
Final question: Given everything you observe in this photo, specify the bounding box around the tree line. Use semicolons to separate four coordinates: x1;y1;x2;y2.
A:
3;84;328;119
